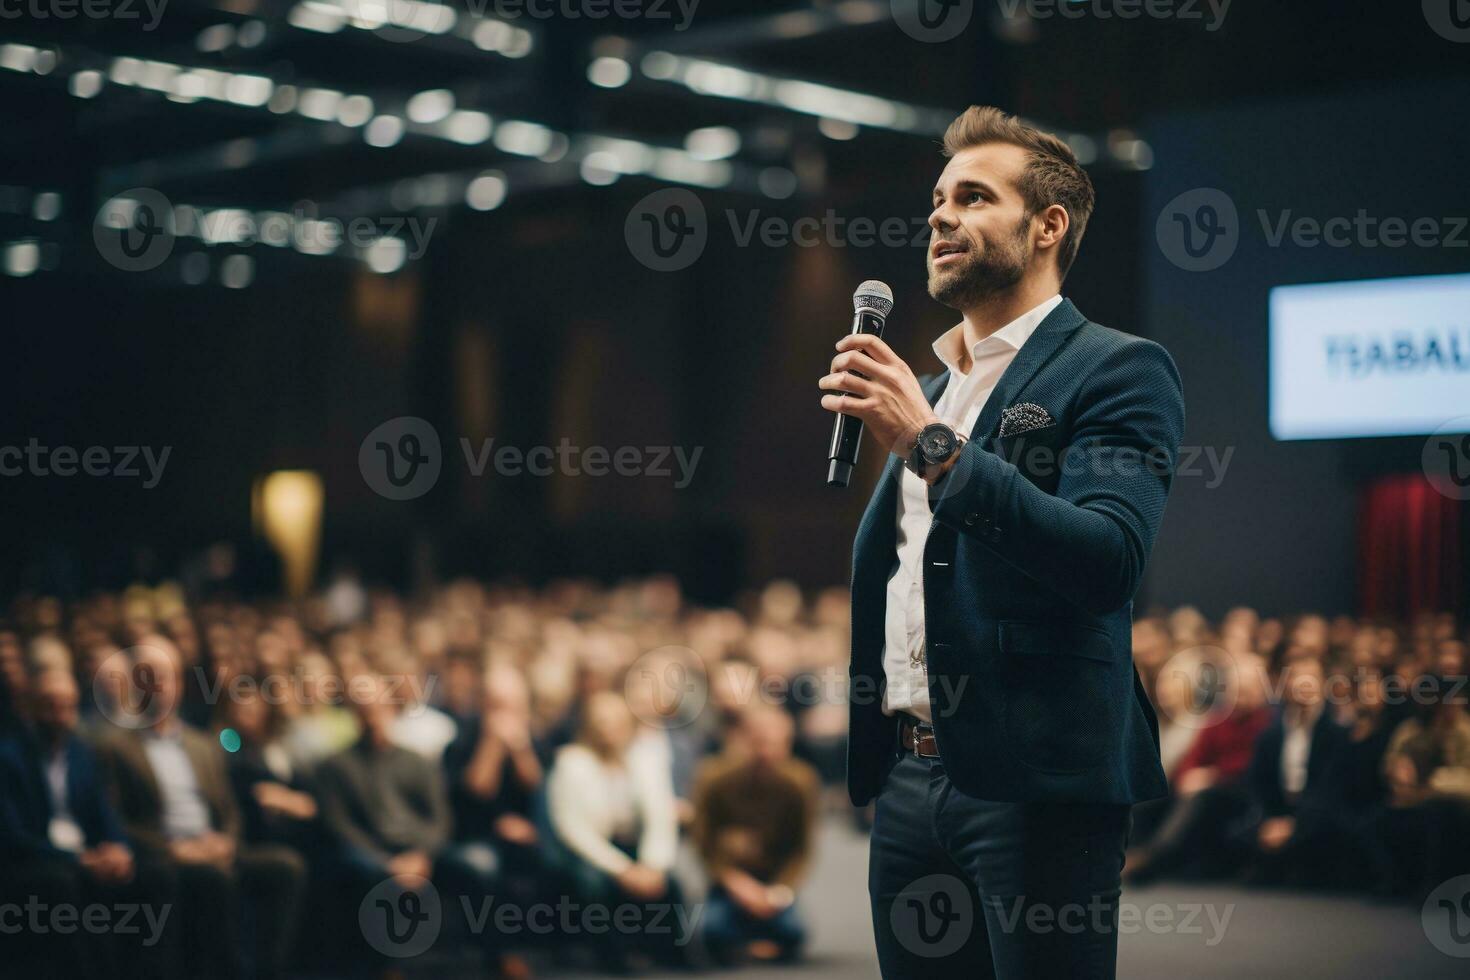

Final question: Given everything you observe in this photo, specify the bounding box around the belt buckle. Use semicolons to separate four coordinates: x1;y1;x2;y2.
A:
911;721;933;759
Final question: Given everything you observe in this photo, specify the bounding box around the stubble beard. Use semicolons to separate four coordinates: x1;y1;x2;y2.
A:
926;216;1032;311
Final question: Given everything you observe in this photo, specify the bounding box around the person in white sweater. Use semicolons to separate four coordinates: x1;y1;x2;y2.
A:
545;691;685;967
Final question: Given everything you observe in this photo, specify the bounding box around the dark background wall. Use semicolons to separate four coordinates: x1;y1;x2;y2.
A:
1142;78;1470;619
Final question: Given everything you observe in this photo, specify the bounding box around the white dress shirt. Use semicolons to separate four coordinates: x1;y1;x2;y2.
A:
1280;702;1323;799
882;294;1062;722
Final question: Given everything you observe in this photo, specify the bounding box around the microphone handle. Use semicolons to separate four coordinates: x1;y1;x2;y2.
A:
826;307;888;487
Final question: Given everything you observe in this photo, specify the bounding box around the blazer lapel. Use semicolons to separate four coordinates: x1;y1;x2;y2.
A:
968;298;1085;446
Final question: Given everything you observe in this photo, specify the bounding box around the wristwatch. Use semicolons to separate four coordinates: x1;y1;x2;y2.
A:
907;420;961;478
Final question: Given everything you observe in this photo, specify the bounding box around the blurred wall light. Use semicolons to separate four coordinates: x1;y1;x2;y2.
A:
253;471;324;599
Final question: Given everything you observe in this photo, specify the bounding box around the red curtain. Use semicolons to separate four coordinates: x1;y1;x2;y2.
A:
1357;473;1462;618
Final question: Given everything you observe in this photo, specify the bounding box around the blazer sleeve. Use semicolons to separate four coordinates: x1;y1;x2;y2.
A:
928;338;1184;616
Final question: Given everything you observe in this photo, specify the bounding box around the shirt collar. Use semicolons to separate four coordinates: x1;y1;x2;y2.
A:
931;293;1063;377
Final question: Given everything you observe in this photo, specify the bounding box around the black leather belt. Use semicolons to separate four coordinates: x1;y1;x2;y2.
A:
898;714;940;758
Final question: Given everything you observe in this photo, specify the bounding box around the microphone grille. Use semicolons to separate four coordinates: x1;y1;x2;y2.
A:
853;279;894;317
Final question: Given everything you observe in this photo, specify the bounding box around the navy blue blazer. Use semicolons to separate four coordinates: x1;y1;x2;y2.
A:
847;298;1183;806
0;732;130;860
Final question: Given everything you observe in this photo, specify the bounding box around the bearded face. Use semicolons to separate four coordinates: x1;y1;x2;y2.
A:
926;211;1033;311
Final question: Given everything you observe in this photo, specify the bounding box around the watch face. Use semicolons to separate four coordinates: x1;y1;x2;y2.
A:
919;424;956;463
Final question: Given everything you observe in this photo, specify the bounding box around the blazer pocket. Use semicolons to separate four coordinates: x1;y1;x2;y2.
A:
997;620;1121;772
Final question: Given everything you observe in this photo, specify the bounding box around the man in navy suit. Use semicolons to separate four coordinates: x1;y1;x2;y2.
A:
0;668;170;979
819;106;1184;979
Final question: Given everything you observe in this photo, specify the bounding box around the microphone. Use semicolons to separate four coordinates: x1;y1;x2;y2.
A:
827;280;894;488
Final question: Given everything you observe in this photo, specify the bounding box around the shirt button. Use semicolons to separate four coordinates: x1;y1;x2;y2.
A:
963;512;979;526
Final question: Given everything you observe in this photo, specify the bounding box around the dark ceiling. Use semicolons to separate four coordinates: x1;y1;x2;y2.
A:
3;0;1465;223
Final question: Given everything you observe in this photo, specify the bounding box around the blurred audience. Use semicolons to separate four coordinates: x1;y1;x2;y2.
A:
546;691;683;971
692;705;819;965
0;574;1466;978
94;640;306;980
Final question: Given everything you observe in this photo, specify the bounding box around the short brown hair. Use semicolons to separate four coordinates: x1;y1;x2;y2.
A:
942;106;1095;280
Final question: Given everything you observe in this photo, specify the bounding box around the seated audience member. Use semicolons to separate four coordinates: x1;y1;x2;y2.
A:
219;685;319;851
1322;669;1394;810
546;690;684;970
282;650;359;766
692;705;819;964
444;664;544;903
626;645;706;822
1367;680;1470;896
1243;658;1349;886
1125;654;1272;882
0;624;30;734
0;668;166;980
96;639;306;980
384;653;458;762
316;672;507;970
